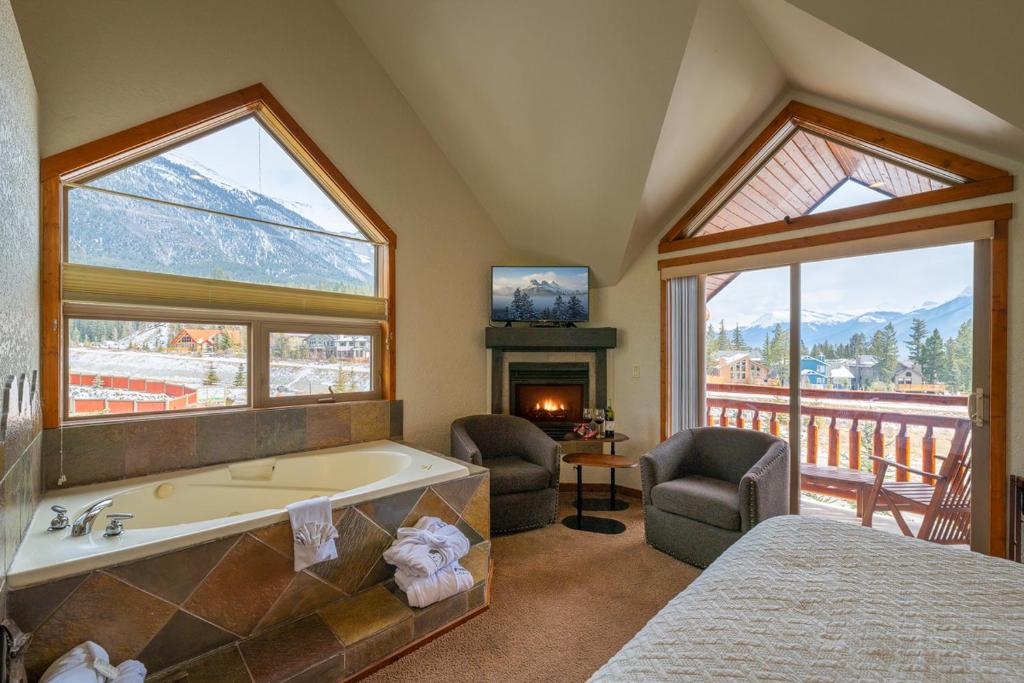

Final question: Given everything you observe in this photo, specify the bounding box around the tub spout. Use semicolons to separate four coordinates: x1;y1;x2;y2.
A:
71;498;113;537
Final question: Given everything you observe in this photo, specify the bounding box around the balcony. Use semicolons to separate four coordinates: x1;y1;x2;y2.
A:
706;382;969;543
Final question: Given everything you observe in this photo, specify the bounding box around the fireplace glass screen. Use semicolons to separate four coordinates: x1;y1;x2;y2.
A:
514;384;584;423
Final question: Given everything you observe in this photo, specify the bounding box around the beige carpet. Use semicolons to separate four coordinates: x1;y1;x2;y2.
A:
366;494;700;683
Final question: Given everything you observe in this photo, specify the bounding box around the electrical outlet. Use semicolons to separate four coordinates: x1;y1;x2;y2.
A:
631;365;640;378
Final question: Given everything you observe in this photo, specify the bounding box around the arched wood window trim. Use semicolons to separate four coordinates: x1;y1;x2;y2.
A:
40;84;397;428
658;100;1013;255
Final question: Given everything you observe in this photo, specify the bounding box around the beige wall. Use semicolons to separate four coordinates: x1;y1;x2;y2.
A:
597;91;1024;494
11;0;511;453
0;0;41;606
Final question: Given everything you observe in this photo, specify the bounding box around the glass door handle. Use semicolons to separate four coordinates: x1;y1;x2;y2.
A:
967;388;985;427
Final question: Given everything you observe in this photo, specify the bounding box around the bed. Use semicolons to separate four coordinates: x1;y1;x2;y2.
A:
590;516;1024;682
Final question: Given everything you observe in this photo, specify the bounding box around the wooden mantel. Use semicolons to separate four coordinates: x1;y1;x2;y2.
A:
485;326;618;350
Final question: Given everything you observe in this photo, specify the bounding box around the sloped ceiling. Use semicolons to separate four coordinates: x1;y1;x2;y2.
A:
741;0;1024;164
336;0;700;286
336;0;1023;285
784;0;1024;135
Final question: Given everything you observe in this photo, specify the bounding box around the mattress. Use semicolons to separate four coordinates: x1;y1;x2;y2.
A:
590;516;1024;682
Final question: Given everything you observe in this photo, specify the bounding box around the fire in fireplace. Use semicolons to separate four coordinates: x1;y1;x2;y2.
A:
514;384;584;424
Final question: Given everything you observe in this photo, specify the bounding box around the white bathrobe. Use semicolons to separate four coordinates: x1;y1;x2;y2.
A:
394;562;475;608
382;516;470;578
38;641;145;683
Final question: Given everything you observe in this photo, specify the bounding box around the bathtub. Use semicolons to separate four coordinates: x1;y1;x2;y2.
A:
10;439;469;588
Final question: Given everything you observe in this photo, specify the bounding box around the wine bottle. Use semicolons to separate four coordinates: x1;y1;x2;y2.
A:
605;405;615;437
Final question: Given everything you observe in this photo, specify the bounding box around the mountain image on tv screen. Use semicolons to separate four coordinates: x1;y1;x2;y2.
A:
492;266;589;322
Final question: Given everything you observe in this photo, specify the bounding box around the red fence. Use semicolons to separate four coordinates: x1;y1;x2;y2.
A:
69;373;198;415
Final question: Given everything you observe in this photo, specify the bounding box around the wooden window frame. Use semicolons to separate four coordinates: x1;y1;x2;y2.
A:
41;84;398;428
658;101;1013;255
257;320;382;407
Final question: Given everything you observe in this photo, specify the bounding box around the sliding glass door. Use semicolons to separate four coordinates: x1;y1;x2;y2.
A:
702;242;979;549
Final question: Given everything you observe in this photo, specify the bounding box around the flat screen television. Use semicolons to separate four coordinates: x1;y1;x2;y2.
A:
491;266;589;322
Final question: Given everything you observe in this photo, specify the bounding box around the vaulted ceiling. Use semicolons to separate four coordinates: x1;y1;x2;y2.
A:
335;0;1024;285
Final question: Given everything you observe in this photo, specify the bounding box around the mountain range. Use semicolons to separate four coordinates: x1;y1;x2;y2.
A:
495;279;585;297
736;289;973;359
67;155;376;294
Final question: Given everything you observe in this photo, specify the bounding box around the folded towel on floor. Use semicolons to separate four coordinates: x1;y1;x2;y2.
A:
286;496;339;571
394;562;475;608
39;641;146;683
382;516;470;578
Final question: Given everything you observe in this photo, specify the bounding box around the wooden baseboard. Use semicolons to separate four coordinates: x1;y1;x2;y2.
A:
559;482;643;499
348;559;494;682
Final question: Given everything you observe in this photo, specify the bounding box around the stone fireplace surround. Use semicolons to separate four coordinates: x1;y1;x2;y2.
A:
486;327;617;436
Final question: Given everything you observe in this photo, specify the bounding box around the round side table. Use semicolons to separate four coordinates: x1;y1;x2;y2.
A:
561;452;638;535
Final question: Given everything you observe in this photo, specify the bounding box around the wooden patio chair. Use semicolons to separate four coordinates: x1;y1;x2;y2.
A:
861;419;971;544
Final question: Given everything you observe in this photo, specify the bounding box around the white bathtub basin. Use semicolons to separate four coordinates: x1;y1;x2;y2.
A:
10;440;469;588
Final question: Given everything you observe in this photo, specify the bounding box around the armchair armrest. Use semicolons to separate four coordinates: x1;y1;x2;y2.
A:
639;430;698;505
739;440;790;531
450;422;483;466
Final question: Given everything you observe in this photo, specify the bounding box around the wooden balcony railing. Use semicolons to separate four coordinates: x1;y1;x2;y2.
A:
706;383;967;487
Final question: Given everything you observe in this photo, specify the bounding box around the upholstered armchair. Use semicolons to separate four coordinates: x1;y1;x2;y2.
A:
451;415;560;534
640;427;789;568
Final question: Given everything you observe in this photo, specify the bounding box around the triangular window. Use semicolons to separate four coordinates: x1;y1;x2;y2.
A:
67;115;378;295
661;102;1009;249
695;129;955;238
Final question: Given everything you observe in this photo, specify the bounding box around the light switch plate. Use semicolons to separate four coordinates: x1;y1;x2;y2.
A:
631;365;640;378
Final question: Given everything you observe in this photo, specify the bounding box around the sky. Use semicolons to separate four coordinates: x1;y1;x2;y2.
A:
708;181;974;328
161;117;364;238
492;266;589;295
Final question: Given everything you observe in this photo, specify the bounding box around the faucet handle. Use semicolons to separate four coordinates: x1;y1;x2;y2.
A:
48;505;70;531
103;513;134;537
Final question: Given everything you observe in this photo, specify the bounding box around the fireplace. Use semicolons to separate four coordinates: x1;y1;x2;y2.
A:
508;362;589;438
514;384;584;424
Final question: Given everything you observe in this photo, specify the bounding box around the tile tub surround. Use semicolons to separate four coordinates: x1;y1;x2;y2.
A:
0;373;43;617
42;399;403;489
10;467;490;680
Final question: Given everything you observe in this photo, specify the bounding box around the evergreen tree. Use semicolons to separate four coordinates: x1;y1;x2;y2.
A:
731;324;747;351
717;321;730;351
552;295;567;320
920;328;947;383
565;294;584;320
510;288;524;319
870;323;899;383
203;363;219;386
520;290;537;319
849;332;867;359
906;318;928;365
949;319;972;393
706;323;719;369
335;363;356;392
233;365;246;388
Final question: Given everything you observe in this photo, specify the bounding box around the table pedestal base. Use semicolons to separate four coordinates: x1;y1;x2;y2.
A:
561;515;626;534
572;498;629;511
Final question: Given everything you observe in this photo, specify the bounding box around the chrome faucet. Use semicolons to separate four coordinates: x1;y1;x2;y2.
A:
71;498;113;536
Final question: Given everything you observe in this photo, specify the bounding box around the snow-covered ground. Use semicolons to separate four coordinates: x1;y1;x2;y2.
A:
69;347;371;397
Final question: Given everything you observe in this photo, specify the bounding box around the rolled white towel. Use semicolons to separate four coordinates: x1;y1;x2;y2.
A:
382;518;470;577
39;641;146;683
396;562;474;608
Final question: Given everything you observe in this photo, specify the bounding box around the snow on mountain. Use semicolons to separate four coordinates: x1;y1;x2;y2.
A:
495;279;585;297
738;293;972;358
69;156;375;294
522;279;583;296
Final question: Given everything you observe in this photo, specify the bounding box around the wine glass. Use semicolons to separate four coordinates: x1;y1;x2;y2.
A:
594;408;605;437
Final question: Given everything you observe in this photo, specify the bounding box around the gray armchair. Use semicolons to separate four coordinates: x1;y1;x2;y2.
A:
640;427;789;567
451;415;560;534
